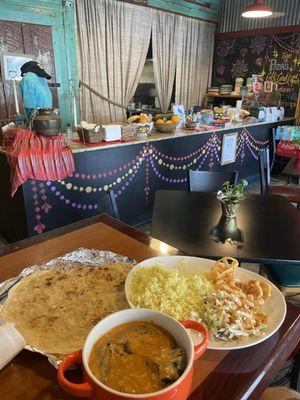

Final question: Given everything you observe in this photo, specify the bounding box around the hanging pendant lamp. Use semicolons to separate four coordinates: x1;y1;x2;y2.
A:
242;0;273;18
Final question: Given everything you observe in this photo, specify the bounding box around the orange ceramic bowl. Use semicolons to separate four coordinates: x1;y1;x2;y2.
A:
58;308;208;400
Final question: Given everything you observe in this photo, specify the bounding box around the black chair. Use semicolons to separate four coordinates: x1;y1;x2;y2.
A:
259;147;300;296
270;127;290;176
260;263;300;298
259;148;300;210
99;190;120;219
187;170;238;192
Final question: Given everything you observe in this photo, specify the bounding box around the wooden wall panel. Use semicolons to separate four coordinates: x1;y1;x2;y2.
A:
0;21;23;52
0;20;58;123
0;0;78;127
0;21;24;121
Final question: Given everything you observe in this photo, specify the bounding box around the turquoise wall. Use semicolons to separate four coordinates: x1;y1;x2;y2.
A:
130;0;219;22
0;0;78;127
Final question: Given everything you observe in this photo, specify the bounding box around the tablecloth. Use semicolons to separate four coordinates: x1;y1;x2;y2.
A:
3;128;75;196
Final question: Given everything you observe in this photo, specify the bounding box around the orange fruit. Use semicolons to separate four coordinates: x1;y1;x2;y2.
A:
171;115;180;124
156;119;165;124
165;120;174;124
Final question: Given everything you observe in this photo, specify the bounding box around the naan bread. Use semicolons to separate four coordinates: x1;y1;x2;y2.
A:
1;262;132;355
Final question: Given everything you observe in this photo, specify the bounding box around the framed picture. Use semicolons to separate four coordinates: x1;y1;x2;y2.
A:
221;132;238;165
0;52;32;81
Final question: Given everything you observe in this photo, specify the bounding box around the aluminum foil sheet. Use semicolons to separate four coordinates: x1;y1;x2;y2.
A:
0;248;136;368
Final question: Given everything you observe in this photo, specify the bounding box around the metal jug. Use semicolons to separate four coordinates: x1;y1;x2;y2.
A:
33;108;61;136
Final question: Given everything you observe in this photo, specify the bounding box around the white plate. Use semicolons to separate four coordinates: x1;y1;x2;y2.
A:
125;256;287;350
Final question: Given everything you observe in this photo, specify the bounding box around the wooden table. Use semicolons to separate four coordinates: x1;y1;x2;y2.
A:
0;214;299;400
151;191;300;265
283;156;300;184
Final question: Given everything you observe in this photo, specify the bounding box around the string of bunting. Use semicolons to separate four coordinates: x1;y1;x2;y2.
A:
31;128;269;234
271;34;300;55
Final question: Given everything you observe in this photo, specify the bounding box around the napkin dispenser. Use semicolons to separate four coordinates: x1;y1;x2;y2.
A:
102;125;122;142
0;323;26;370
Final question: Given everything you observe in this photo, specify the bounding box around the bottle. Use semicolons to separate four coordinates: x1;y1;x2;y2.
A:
66;123;72;140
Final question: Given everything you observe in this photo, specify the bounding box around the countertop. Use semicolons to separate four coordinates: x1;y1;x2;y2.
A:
70;117;295;154
0;117;294;155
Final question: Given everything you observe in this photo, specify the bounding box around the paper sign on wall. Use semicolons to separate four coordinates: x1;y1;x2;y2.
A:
221;132;238;165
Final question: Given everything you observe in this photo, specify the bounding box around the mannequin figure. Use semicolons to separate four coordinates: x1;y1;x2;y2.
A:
20;61;53;119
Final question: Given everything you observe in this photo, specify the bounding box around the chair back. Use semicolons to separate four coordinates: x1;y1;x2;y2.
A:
187;170;238;192
269;127;276;171
259;148;271;194
99;190;120;219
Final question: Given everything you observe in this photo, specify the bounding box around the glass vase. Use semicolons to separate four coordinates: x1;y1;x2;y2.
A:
221;199;240;219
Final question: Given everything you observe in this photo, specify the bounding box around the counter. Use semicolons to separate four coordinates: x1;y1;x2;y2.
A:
69;118;295;153
0;118;294;241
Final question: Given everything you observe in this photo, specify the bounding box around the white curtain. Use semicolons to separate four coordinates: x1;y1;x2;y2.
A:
76;0;152;123
152;10;177;113
175;16;215;109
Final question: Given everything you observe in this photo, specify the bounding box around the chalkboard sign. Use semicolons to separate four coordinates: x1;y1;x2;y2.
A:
213;32;300;117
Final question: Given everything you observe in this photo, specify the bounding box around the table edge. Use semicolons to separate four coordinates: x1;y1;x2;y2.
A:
0;214;152;257
151;191;300;265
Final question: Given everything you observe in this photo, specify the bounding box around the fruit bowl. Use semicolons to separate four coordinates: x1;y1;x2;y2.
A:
154;122;177;133
153;114;180;133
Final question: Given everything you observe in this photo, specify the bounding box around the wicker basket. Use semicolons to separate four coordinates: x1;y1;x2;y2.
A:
154;122;177;133
122;122;153;140
121;125;137;141
77;126;103;144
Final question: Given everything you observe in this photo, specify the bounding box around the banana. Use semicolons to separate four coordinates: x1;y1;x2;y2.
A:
140;113;150;123
127;115;141;123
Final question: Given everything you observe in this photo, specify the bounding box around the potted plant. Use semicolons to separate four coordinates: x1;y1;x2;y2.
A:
293;138;300;161
217;179;248;219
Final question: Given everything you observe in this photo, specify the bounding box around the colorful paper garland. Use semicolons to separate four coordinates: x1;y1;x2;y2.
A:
31;128;269;234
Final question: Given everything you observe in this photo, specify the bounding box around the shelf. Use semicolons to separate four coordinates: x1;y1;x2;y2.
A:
205;93;242;99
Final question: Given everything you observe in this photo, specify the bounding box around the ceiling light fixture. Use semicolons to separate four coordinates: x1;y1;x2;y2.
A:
242;0;273;18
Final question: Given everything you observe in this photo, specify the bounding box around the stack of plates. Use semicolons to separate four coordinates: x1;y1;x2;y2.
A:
207;86;220;95
220;84;233;95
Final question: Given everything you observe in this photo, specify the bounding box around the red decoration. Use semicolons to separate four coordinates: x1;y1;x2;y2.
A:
5;129;75;196
276;140;297;158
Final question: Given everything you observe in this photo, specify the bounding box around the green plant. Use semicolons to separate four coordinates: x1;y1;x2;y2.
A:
219;179;248;201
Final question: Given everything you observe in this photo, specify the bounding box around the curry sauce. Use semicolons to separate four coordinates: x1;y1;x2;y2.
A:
89;321;187;394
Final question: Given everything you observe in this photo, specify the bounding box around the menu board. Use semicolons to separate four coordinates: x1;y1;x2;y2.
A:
212;32;300;116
